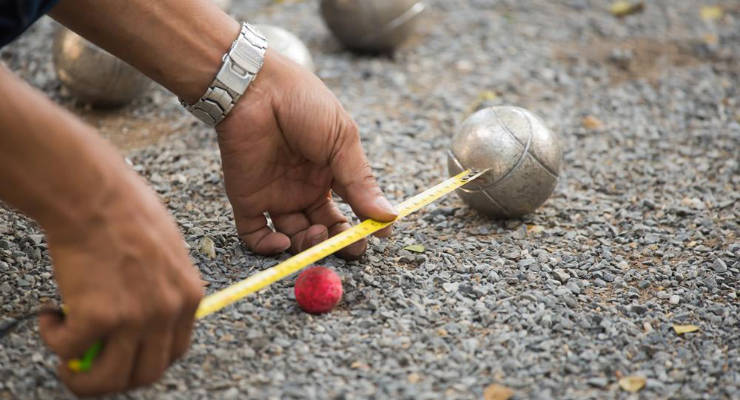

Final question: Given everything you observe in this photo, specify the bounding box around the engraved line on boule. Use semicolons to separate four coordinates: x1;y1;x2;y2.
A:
448;150;487;191
497;107;559;179
480;188;512;216
489;107;535;185
449;142;530;194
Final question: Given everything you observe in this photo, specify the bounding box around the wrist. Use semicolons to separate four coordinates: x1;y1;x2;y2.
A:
175;18;241;104
216;49;282;134
182;22;268;126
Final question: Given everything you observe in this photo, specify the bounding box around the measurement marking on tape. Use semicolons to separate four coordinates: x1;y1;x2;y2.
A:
195;169;486;319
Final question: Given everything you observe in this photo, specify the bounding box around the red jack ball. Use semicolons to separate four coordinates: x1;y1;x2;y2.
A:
294;266;343;314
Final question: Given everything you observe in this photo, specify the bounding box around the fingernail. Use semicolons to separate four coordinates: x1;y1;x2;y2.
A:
375;197;397;217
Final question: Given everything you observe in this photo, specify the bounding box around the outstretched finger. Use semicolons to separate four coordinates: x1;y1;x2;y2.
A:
328;120;397;224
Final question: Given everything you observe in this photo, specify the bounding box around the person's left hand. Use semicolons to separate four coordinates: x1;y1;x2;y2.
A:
216;50;396;258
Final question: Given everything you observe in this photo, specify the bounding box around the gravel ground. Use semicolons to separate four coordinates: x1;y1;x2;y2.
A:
1;0;738;399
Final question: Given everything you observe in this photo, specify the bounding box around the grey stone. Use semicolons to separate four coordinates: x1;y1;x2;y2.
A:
630;305;648;315
442;282;459;293
586;377;609;388
552;268;570;283
713;258;728;273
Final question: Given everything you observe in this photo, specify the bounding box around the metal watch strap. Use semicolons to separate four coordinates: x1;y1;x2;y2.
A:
183;23;267;126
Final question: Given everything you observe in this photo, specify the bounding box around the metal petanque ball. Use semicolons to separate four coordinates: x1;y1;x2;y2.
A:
255;24;315;72
52;28;152;107
211;0;232;10
320;0;425;53
448;106;563;218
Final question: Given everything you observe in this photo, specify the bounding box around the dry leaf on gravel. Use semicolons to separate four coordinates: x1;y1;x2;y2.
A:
700;6;723;21
673;324;700;334
619;376;647;392
702;33;719;46
404;244;425;253
582;115;605;130
199;236;216;259
610;1;645;17
466;90;499;114
484;384;514;400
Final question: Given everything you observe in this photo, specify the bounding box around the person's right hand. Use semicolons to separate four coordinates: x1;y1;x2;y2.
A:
216;50;397;259
37;168;204;397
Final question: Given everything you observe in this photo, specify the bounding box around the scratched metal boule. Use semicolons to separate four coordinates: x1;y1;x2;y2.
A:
52;27;152;107
448;106;562;218
320;0;425;53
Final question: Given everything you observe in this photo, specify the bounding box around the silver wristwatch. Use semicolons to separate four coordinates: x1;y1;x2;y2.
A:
182;23;268;126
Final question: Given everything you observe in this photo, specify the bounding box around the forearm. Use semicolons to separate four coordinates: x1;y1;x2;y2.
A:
50;0;240;104
0;66;127;236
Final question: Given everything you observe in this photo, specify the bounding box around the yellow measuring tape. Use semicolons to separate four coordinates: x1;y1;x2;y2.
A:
195;168;485;318
68;169;484;371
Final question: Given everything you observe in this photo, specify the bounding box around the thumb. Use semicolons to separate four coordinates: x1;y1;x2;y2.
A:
329;122;397;222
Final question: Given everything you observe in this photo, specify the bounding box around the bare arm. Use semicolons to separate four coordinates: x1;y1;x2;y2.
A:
50;0;238;103
0;0;394;395
0;65;119;231
0;60;203;397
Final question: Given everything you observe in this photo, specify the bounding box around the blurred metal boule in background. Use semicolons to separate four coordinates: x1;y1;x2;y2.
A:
320;0;425;53
256;24;315;72
52;27;152;108
211;0;232;11
448;106;563;219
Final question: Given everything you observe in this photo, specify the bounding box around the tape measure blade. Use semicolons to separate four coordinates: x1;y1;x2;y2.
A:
195;169;481;319
195;218;392;319
396;169;481;216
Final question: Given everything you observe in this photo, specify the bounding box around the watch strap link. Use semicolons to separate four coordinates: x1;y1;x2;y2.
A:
183;23;267;126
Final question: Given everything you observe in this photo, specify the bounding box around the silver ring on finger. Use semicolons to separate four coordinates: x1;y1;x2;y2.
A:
263;211;276;232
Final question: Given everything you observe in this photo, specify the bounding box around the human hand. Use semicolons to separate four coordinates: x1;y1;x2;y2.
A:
216;50;397;258
37;169;203;396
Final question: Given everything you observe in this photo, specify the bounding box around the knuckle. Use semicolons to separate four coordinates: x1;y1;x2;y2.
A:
329;115;358;158
85;308;118;331
151;292;181;320
116;306;146;329
360;169;377;186
183;283;205;311
346;168;378;191
340;116;359;137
